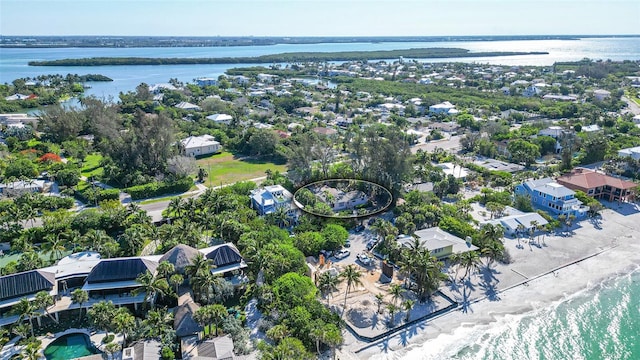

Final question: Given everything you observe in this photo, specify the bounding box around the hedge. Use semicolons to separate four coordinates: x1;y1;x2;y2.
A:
125;177;193;200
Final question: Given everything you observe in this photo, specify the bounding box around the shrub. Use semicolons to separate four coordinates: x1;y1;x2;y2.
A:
125;177;193;200
102;334;114;344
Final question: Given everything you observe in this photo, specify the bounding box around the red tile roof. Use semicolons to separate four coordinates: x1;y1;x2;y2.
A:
557;168;637;190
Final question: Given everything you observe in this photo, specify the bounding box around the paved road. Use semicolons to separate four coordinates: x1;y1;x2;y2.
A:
622;96;640;115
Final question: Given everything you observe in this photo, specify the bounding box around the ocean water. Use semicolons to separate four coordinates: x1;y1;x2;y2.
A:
1;37;640;98
398;270;640;360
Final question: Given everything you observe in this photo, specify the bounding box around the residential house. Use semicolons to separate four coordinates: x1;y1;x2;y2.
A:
175;102;201;111
515;178;588;217
397;228;478;260
122;339;163;360
206;113;233;125
149;83;177;94
0;179;46;197
81;257;158;309
0;270;56;327
201;243;248;285
436;162;468;179
250;185;295;216
195;78;218;87
582;124;601;132
257;73;278;83
593;89;611;101
538;126;570;154
0;113;39;127
522;85;544;97
316;185;368;212
556;168;637;203
429;101;458;115
312;127;338;137
472;158;524;173
180;135;222;157
189;335;235;360
159;244;200;275
483;212;548;237
4;93;30;101
617;145;640;160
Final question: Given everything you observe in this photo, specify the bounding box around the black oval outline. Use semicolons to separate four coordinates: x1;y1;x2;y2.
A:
293;178;394;219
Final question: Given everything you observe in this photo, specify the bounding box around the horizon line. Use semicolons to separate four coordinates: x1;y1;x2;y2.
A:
2;34;640;38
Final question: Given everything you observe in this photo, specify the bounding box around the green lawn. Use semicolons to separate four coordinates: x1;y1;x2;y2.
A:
81;153;104;178
196;151;287;186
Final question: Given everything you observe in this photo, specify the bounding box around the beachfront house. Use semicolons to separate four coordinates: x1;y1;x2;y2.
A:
397;227;478;260
556;168;637;203
0;179;46;197
180;135;222;157
515;178;588;218
483;212;549;238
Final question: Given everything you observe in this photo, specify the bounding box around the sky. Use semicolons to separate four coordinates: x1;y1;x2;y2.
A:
1;0;639;37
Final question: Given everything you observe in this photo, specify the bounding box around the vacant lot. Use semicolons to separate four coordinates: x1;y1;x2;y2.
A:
80;153;104;178
195;151;287;186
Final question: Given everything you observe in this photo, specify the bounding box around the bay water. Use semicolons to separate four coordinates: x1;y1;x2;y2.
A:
1;37;640;99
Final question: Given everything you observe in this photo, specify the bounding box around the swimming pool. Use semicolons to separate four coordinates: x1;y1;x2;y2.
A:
43;333;101;360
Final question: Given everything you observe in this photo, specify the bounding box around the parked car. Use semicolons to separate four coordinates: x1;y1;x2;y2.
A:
344;239;351;248
366;240;377;251
320;249;333;259
354;224;365;232
335;249;350;259
357;253;373;266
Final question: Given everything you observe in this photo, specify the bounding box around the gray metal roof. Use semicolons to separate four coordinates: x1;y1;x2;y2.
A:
196;335;235;360
85;258;157;284
203;244;243;268
525;178;575;197
0;270;55;301
159;244;200;274
174;301;203;338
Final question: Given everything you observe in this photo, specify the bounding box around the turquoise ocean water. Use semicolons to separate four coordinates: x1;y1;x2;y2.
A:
400;269;640;360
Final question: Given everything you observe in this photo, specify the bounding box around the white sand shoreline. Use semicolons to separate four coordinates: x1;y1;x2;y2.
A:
340;204;640;360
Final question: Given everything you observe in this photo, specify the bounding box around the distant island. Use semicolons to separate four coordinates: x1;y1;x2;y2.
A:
2;34;638;48
28;48;549;66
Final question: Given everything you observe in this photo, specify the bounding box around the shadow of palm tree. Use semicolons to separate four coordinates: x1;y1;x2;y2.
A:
377;336;390;353
479;280;501;301
399;330;409;347
460;285;473;314
447;279;462;294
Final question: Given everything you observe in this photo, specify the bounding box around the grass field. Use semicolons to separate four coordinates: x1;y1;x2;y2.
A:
195;151;287;186
81;153;104;178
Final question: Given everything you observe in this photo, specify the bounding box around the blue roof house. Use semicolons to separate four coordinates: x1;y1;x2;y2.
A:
514;178;588;218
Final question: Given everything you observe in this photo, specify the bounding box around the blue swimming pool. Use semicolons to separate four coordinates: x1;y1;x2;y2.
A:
43;333;100;360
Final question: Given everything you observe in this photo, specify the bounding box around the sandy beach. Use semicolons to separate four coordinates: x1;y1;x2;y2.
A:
338;202;640;359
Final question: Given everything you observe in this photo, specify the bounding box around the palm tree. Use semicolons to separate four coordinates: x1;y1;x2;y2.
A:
157;261;175;279
322;324;343;360
34;291;58;324
340;265;363;318
185;253;212;279
375;293;385;314
134;271;171;310
458;251;482;282
481;240;505;268
71;289;89;322
209;304;228;337
516;223;526;246
82;229;112;252
21;338;42;360
112;307;135;349
13;298;38;337
43;233;66;262
266;324;289;344
402;299;416;322
12;323;30;340
142;308;173;338
388;283;405;307
316;271;342;305
166;197;184;220
169;273;184;295
310;323;325;356
386;303;399;327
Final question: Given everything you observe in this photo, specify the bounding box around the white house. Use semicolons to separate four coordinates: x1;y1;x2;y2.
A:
436;162;468;179
180;135;221;157
429;101;458;115
175;102;201;111
483;212;549;237
593;89;611;101
4;94;30;101
257;73;278;83
522;85;544;98
618;146;640;160
398;228;478;259
206;113;233;125
149;83;177;94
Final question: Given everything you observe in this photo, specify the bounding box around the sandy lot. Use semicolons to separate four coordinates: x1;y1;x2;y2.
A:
337;201;640;359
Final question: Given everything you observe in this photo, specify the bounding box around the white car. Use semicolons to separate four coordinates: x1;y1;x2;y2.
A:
335;249;350;259
357;253;373;266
